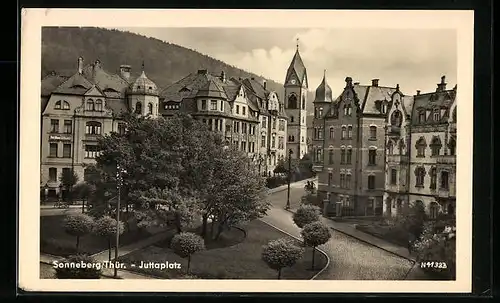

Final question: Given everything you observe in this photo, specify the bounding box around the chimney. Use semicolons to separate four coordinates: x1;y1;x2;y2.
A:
372;79;379;87
120;64;131;80
197;69;207;75
77;56;84;74
220;70;226;83
263;80;267;90
396;84;400;90
345;77;353;87
416;90;421;95
437;75;447;91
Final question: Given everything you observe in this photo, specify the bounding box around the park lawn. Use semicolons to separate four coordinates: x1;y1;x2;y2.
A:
40;214;152;257
118;219;327;279
355;222;409;247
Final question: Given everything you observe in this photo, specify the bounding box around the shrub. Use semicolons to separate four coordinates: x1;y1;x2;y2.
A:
265;176;288;189
54;254;102;279
300;192;320;207
170;232;206;273
93;215;125;261
293;205;321;228
261;238;304;279
63;214;94;251
301;221;331;269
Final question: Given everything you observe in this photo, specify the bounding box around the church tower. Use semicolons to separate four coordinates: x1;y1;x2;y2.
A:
284;39;309;159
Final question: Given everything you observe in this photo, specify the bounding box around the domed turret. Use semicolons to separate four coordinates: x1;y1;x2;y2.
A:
314;70;333;103
128;62;160;118
130;67;158;96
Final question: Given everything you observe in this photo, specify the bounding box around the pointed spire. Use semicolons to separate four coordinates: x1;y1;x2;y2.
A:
141;60;145;72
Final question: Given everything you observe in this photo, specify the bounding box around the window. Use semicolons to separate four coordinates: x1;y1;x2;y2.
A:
315;148;322;163
241;141;246;151
148;103;153;115
135;102;142;114
328;173;333;187
242;106;246;115
118;123;126;135
416;137;426;157
288;94;298;109
341;127;346;139
201;100;207;110
211;100;218;111
440;171;449;190
415;167;426;187
302;99;305;110
399;139;405;155
95;99;103;111
86;122;102;135
290;116;294;123
346;174;351;189
278;137;284;149
340;173;345;188
271;134;276;148
62;168;70;179
219;120;223;132
347;105;352;116
430;136;442;156
85;145;99;158
387;140;394;155
344;196;352;207
272;118;277;130
448;138;456;156
329;127;334;139
429;202;439;219
63;144;71;158
54;101;61;109
368;175;375;190
49;167;57;181
418;110;426;123
369;126;377;139
328;150;334;164
208;119;213;130
220;101;224;111
430;167;437;189
347;126;353;139
318;107;323;117
368;149;376;165
391;110;402;127
262;117;267;128
63;120;72;134
391;169;397;185
87;99;95;111
279;120;285;131
381;103;387;114
49;143;58;157
347;148;352;164
433;108;440;122
55;100;70;110
318;127;323;139
242;123;247;134
261;135;266;147
340;148;346;164
49;119;59;133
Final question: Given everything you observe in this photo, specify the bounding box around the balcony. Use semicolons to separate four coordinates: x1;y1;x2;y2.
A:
387;154;409;164
436;155;456;165
387;125;401;135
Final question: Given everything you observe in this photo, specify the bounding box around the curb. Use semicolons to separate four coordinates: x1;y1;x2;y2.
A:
258;219;330;281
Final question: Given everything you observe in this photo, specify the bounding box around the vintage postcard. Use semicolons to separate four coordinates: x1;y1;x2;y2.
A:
19;9;474;293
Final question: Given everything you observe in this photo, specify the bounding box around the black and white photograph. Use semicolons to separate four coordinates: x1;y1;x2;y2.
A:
19;9;474;293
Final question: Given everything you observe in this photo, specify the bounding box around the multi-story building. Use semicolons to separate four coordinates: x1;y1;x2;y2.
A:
384;76;457;219
40;57;159;198
159;70;288;176
313;76;399;217
284;46;309;159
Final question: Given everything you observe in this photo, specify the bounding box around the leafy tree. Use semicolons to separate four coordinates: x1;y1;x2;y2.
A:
59;169;79;202
170;232;206;273
301;221;331;269
72;182;95;213
62;213;94;251
261;238;304;279
54;254;102;279
395;202;427;244
92;215;125;261
293;205;321;228
298;153;315;178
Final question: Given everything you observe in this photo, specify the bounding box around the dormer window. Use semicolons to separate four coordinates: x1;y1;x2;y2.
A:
86;99;95;111
418;109;426;123
55;100;70;110
381;103;387;114
433;108;440;122
95;99;103;111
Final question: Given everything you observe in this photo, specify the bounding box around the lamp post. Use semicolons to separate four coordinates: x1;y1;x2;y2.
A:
285;148;293;210
114;163;126;278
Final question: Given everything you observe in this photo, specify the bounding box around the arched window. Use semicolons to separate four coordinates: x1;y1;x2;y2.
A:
387;140;394;155
315;148;322;163
148;103;153;115
418;109;426;123
341;127;347;139
369;126;377;139
415;167;426;187
430;136;442;156
328;149;334;164
340;147;346;164
415;137;427;157
390;110;402;127
347;126;353;139
62;101;70;110
288;94;298;109
368;175;375;190
85;121;102;135
135;102;142;114
429;202;439;219
329;127;334;139
452;107;457;122
86;99;95;111
448;137;456;156
95;99;103;111
440;171;449;190
433;108;440;122
318;107;323;117
398;139;405;155
290;116;294;123
381;103;387;114
54;101;61;109
344;104;352;116
430;167;437;189
346;148;352;164
302;99;305;110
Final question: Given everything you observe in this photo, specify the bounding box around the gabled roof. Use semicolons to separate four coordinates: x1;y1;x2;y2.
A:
53;72;94;95
41;73;69;97
196;78;228;99
285;49;308;87
361;86;397;114
410;88;456;124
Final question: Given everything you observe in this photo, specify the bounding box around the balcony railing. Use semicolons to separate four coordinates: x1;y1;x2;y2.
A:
436;155;456;165
387;154;409;163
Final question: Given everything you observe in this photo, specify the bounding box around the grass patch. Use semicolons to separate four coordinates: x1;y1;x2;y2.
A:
356;222;409;247
118;220;327;279
40;215;152;257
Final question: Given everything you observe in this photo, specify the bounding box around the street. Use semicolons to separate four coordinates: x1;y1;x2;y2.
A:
261;182;415;280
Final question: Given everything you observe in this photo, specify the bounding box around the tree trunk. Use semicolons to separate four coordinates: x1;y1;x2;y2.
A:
82;198;85;213
174;212;182;234
76;235;80;252
278;268;282;280
210;219;216;239
215;222;224;241
187;255;191;273
108;238;112;261
201;214;208;238
311;246;316;270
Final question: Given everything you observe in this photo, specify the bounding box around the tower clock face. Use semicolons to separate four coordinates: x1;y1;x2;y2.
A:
290;79;296;85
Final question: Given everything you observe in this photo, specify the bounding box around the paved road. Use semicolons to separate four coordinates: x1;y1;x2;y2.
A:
261;182;415;280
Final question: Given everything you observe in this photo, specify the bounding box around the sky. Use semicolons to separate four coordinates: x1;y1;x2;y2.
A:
116;27;457;97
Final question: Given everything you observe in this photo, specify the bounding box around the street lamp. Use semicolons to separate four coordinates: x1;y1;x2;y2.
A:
285;148;293;210
114;162;126;278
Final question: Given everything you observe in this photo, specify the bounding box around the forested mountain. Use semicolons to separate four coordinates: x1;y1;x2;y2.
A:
41;27;315;114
